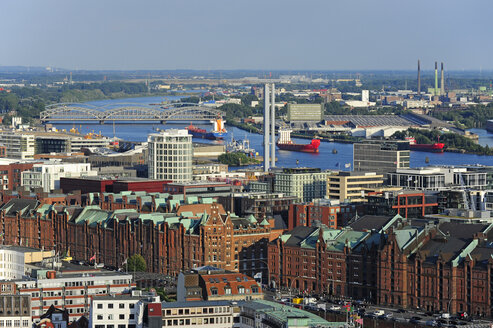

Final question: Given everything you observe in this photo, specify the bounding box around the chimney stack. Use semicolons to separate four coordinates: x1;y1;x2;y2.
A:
434;62;438;96
417;59;421;95
440;62;445;95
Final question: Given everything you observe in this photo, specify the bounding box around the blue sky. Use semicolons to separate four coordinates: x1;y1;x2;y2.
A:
1;0;491;70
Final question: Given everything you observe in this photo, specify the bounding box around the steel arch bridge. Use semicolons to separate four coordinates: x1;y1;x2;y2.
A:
40;103;224;123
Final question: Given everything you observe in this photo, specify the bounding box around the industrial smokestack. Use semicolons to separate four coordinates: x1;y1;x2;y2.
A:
417;60;421;95
434;61;438;96
270;84;276;168
264;84;270;172
440;62;445;95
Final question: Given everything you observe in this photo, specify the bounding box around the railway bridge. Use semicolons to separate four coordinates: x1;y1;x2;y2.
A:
40;102;224;123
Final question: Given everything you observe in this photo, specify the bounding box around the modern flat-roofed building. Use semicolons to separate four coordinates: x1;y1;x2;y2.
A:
148;129;192;183
89;291;160;328
353;140;410;174
387;166;488;191
164;181;232;198
161;300;234;328
0;263;135;322
327;171;385;202
367;190;439;218
274;168;330;202
287;103;323;122
0;133;35;159
0;246;54;280
21;162;97;192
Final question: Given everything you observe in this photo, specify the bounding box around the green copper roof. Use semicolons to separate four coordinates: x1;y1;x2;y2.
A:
243;300;341;328
260;218;270;226
186;196;199;204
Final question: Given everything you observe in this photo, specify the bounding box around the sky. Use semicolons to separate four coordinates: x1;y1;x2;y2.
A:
1;0;492;71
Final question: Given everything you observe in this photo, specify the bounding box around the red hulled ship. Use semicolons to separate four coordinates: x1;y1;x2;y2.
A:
276;128;320;153
406;137;445;153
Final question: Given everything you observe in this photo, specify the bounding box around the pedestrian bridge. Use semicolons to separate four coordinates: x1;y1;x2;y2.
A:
40;103;224;123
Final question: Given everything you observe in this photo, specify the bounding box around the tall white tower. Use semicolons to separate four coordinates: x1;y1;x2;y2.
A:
148;129;192;182
264;84;270;172
263;83;276;172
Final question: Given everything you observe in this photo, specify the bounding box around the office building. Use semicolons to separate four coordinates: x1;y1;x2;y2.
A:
0;264;134;322
353;140;410;174
147;129;193;183
162;301;234;328
0;295;31;328
274;168;330;202
89;291;160;328
218;192;297;221
21;162;97;192
287;103;323;122
387;166;488;191
327;171;385;202
0;133;35;159
367;190;439;218
0;159;37;191
0;246;54;280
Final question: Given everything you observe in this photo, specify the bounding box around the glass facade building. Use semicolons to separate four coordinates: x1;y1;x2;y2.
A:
353;140;410;174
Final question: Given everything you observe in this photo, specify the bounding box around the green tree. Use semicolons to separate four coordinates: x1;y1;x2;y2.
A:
127;254;147;272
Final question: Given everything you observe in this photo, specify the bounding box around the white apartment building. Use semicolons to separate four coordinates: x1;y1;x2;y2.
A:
0;246;55;280
0;133;35;159
89;291;160;328
8;270;134;322
21;162;97;192
148;129;192;183
0;248;26;280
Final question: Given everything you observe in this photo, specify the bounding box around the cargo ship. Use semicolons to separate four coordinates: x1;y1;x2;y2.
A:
406;137;445;153
186;118;227;140
276;128;320;153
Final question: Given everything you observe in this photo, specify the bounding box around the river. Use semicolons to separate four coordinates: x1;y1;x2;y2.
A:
53;96;493;170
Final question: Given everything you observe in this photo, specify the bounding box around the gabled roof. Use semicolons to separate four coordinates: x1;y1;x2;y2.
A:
1;199;39;217
283;226;318;247
349;214;400;233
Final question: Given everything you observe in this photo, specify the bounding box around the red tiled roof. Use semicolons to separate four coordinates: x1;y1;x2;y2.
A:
201;272;261;297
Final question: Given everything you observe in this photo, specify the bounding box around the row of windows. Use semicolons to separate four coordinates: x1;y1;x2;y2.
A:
164;306;230;316
96;314;135;321
0;320;30;327
164;316;231;326
96;303;135;310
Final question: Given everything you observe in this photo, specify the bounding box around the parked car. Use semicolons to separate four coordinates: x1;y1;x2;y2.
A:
383;313;393;319
373;310;385;317
329;305;341;311
397;309;406;313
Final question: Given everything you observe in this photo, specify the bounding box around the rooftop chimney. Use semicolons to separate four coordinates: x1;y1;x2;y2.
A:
434;62;438;96
440;62;445;95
